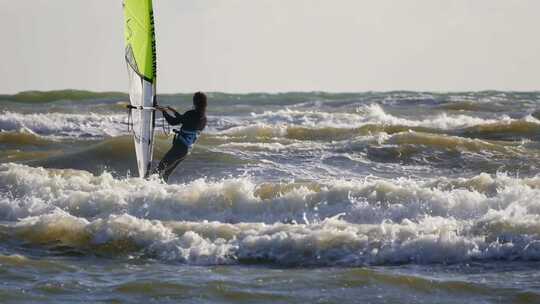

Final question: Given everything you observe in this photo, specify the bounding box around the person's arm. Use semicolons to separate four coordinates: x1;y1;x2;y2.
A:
160;107;184;125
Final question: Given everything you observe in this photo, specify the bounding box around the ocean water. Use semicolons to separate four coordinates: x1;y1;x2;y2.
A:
0;90;539;303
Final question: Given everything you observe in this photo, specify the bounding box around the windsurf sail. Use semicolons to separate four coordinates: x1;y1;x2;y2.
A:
123;0;157;177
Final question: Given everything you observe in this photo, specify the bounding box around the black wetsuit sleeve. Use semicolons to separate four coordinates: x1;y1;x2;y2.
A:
163;110;184;126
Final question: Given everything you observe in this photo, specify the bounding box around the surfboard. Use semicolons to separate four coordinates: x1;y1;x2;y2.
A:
123;0;157;177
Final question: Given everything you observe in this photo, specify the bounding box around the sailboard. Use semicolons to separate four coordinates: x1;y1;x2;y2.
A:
123;0;158;177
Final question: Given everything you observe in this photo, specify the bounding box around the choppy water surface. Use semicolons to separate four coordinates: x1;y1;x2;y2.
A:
1;90;540;303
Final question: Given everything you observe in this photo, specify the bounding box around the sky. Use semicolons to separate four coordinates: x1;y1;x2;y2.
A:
1;0;539;94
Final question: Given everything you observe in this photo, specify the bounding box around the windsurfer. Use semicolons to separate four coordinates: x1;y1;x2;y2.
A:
154;92;208;182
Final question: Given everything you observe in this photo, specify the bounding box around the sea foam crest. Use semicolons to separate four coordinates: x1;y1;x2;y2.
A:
1;105;534;141
2;163;540;224
249;104;500;129
0;111;126;139
215;104;516;140
2;163;540;265
357;104;501;129
9;209;540;265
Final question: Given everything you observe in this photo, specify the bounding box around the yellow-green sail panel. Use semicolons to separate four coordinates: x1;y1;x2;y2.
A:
123;0;156;82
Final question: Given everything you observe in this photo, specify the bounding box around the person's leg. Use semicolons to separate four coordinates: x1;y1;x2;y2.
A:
161;144;188;182
155;144;180;177
156;142;189;182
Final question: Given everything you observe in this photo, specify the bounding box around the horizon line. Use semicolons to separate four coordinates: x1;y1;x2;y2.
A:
2;88;540;96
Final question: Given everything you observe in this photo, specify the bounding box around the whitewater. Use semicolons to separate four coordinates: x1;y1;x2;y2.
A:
1;91;539;303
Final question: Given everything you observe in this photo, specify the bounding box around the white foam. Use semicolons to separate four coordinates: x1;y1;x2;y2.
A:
10;210;540;265
356;104;501;129
250;109;367;128
0;111;127;139
15;211;233;264
213;104;515;140
2;163;540;222
249;104;501;130
2;105;534;142
3;164;540;265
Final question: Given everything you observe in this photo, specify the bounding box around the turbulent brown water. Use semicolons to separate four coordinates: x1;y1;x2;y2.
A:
1;90;539;303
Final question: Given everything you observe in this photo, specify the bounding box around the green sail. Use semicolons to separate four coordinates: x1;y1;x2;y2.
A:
123;0;157;178
123;0;157;82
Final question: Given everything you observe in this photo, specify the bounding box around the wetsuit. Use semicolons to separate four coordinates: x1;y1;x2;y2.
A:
155;109;207;181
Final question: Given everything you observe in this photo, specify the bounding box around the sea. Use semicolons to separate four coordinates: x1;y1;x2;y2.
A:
0;90;539;303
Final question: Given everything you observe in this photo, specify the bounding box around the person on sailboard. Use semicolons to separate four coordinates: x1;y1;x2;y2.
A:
155;92;207;182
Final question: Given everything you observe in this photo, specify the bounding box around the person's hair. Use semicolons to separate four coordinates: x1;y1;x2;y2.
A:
193;91;207;114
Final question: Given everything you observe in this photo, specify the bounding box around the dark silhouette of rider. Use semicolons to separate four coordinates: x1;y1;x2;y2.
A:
155;92;207;182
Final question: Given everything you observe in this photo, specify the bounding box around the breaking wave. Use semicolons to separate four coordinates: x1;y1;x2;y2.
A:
248;104;499;129
216;105;538;141
2;104;538;143
1;163;540;265
0;111;127;139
